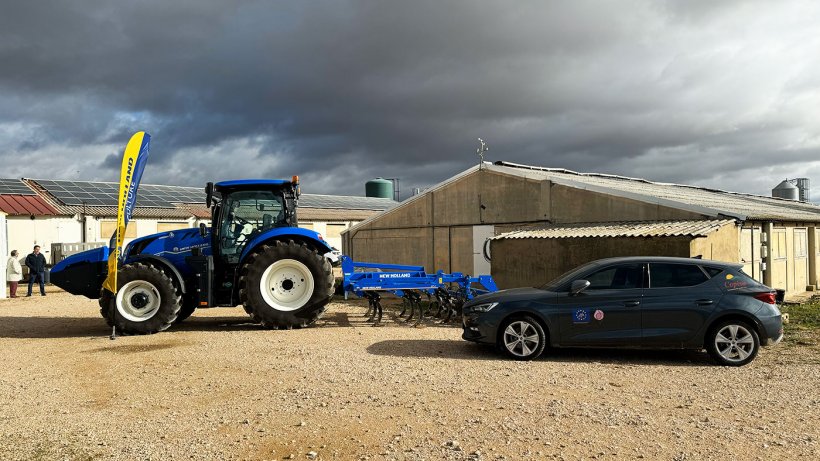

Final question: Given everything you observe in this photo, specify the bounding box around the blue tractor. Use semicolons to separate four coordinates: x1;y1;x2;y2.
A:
50;178;335;334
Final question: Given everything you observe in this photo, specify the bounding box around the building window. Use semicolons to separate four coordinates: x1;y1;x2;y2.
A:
100;221;137;239
325;223;347;238
157;222;191;233
772;230;787;260
300;222;314;231
795;230;807;258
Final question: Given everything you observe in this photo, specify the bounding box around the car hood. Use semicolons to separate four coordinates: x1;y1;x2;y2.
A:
468;287;552;305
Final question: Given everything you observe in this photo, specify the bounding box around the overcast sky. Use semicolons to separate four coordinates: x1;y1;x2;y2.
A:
1;1;819;200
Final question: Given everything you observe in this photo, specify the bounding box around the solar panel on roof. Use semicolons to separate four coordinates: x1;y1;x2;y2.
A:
0;179;37;195
33;179;206;207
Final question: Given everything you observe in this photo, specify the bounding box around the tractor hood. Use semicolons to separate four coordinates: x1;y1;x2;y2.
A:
50;246;110;299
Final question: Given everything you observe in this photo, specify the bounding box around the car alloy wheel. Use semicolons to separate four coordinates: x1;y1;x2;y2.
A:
499;317;546;361
714;324;756;363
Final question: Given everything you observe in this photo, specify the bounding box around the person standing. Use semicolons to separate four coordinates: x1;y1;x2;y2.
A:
25;245;47;297
6;250;22;298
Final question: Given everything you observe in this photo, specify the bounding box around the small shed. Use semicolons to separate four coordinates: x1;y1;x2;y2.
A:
489;220;737;288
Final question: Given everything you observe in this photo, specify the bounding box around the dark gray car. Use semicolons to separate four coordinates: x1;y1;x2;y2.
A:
462;257;783;366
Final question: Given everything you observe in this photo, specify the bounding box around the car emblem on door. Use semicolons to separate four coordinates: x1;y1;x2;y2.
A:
573;309;591;323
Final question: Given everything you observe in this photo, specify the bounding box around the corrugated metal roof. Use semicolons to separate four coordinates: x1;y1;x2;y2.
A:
0;195;58;216
299;194;396;211
492;161;820;222
492;220;736;240
299;208;382;221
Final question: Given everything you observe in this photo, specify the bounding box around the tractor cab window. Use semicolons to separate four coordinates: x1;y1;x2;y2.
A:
218;190;286;263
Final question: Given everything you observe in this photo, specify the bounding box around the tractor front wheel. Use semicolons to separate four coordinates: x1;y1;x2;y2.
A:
239;240;334;329
99;263;182;334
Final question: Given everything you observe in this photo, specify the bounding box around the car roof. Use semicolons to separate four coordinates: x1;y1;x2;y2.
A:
589;256;742;268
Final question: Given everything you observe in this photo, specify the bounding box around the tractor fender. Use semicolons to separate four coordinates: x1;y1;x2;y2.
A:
239;227;333;264
124;254;187;294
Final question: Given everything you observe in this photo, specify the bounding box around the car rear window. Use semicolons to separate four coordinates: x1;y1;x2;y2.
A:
648;263;708;288
703;266;724;278
720;269;767;291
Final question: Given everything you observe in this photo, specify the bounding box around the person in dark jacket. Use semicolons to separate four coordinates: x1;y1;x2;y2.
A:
25;245;47;297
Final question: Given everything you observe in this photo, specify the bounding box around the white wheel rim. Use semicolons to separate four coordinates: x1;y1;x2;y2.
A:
260;259;314;311
503;321;541;357
116;280;162;322
715;324;755;363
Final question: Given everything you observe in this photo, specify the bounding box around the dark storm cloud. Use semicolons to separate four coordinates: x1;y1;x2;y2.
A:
1;0;819;199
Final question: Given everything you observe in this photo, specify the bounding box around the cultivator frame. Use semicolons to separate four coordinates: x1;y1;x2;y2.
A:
340;256;498;326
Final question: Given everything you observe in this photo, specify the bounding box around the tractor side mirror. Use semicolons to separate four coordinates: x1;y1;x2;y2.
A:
205;182;214;207
199;222;207;238
570;280;590;295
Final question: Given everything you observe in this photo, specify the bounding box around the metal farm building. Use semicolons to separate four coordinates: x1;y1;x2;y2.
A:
343;161;820;297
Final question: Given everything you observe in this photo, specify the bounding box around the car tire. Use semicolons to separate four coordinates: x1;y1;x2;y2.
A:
706;319;760;366
498;316;546;361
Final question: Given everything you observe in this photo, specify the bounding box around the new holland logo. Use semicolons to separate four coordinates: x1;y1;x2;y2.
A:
379;273;411;278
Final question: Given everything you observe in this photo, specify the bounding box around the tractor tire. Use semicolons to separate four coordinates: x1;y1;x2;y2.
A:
175;293;197;324
239;240;334;329
99;262;182;334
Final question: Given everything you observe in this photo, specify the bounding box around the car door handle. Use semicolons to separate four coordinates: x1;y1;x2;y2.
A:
696;299;714;306
623;300;640;307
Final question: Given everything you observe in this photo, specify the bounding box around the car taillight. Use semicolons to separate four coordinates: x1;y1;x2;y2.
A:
754;292;776;304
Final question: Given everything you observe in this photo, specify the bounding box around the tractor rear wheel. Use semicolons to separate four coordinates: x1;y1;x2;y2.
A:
99;263;182;334
239;240;334;329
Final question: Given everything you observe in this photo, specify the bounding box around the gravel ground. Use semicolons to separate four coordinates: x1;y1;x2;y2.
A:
1;288;819;460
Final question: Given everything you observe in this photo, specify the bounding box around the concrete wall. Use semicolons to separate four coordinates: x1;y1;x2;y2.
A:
299;220;360;251
490;235;694;289
0;211;6;299
689;222;740;263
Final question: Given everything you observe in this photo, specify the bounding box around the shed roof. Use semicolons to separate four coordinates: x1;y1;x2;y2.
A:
492;219;736;240
491;161;820;222
0;195;58;216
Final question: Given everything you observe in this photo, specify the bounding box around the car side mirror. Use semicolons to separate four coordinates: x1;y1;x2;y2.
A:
199;223;207;238
570;280;590;295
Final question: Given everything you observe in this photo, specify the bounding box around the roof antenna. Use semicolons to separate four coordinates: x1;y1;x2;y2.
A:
476;138;488;170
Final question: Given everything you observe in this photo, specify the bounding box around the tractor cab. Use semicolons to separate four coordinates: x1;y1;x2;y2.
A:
207;178;300;265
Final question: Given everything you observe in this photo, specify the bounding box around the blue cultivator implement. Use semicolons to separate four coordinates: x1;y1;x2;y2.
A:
340;256;498;326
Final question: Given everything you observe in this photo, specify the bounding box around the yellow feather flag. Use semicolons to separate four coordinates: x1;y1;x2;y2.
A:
102;132;151;294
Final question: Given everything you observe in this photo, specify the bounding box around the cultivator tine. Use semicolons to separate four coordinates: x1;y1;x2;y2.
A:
399;296;409;318
363;292;383;325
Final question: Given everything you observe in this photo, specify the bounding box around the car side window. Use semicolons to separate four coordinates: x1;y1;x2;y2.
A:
585;264;643;290
648;263;708;288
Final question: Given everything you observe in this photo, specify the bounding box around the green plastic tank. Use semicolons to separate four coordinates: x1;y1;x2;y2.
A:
365;178;393;199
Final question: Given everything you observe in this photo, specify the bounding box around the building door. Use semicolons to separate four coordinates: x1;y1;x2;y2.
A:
740;226;762;282
794;229;808;292
472;225;494;275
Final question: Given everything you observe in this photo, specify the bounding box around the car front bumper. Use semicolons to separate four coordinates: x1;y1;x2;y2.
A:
461;312;499;345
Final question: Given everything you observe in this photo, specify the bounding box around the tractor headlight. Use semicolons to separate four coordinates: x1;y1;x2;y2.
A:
469;302;498;313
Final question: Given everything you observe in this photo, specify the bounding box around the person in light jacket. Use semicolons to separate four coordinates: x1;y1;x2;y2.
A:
6;250;22;298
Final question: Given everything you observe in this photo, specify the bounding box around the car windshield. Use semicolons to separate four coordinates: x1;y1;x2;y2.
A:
540;261;601;291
